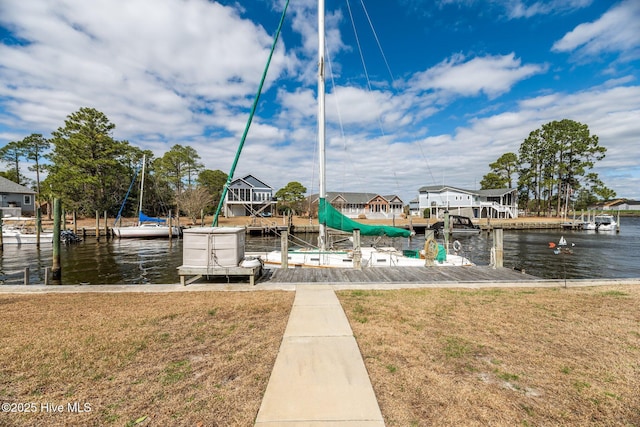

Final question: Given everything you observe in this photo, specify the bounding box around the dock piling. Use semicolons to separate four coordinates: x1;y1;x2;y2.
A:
493;228;504;268
280;230;288;269
95;211;100;241
51;198;62;285
353;229;362;270
103;211;108;239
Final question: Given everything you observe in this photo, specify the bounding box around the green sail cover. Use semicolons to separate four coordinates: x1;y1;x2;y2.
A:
319;198;411;238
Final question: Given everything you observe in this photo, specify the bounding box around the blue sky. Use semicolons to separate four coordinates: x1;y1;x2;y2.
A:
1;0;639;203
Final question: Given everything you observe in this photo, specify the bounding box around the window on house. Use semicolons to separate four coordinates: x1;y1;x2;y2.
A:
24;195;32;205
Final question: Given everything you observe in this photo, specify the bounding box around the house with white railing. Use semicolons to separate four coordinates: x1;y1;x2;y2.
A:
223;175;276;217
416;185;518;219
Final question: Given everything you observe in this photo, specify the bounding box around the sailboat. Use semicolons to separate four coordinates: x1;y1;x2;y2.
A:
112;155;180;238
260;0;472;268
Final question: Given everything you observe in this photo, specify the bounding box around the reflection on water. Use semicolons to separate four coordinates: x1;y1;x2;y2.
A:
1;239;183;286
1;217;639;285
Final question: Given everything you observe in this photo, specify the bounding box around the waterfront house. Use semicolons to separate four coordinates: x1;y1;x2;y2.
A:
0;176;36;217
223;175;276;217
307;192;406;219
589;199;640;212
417;185;518;219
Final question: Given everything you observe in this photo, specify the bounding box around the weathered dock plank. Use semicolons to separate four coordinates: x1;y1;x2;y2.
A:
266;266;538;284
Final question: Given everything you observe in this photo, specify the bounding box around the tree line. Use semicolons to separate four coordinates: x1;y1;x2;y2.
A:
0;107;229;221
479;119;615;216
3;110;613;220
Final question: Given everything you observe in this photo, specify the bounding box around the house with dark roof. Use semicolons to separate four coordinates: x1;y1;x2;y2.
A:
307;192;406;219
223;175;276;217
0;176;36;217
416;185;518;219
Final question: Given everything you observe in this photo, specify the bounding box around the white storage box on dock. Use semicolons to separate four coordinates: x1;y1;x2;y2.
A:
181;227;245;268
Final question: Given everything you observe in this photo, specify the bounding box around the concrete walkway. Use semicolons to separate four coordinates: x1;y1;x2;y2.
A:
254;285;384;426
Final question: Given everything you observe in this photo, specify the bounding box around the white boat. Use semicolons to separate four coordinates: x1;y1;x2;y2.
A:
583;214;618;232
2;228;54;244
112;156;180;238
112;222;180;238
1;217;53;244
262;244;471;268
257;1;471;268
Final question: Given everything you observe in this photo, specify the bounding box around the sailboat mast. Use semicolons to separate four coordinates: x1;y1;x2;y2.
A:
318;0;327;251
138;154;146;226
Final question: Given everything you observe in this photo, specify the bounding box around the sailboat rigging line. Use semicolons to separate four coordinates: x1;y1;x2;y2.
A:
271;227;317;250
358;0;397;83
345;0;372;91
137;155;147;223
114;161;142;226
353;0;437;187
344;0;389;147
325;38;373;197
212;0;290;227
346;0;389;137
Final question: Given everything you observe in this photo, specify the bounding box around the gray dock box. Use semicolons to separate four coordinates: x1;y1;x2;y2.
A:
181;227;245;268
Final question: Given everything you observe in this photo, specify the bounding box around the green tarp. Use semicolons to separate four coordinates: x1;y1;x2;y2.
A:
319;198;411;238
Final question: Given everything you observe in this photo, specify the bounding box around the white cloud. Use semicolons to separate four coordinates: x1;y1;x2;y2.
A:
410;53;547;100
0;0;290;141
504;0;593;19
552;0;640;60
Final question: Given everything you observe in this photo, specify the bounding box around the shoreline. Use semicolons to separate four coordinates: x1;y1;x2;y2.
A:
39;213;624;233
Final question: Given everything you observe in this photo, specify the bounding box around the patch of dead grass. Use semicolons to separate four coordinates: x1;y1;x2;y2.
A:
3;285;639;426
338;286;640;426
0;291;293;426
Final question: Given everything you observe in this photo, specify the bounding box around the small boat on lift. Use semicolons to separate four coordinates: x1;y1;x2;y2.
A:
583;214;618;232
431;214;481;237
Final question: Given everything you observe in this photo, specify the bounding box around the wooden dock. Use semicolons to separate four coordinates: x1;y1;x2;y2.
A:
178;265;263;286
263;266;540;284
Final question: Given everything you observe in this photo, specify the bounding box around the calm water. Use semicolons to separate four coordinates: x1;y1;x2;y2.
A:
1;217;639;285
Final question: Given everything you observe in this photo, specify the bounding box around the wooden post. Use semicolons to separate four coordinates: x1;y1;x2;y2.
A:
95;211;100;241
280;230;288;269
73;211;78;235
51;198;62;284
493;228;504;268
443;211;450;254
35;207;41;247
0;215;3;251
424;229;435;266
103;211;108;238
23;267;30;285
352;229;362;270
168;210;173;243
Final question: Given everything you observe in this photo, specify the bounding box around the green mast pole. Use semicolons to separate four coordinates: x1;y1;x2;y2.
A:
212;0;290;227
